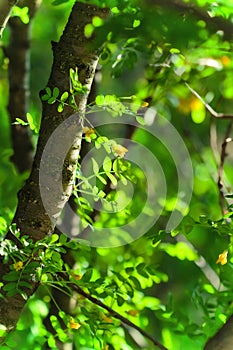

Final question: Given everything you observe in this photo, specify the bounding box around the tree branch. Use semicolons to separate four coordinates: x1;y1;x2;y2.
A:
58;272;168;350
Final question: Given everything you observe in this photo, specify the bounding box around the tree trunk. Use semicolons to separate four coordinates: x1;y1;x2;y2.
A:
0;0;108;336
6;0;41;173
204;316;233;350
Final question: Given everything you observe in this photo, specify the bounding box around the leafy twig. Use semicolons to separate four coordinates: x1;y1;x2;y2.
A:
58;272;168;350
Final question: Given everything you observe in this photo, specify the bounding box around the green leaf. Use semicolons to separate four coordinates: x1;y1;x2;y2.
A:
60;91;69;102
170;48;180;54
92;158;99;175
53;87;59;99
51;251;61;262
47;335;56;348
57;103;64;112
116;294;125;306
12;6;29;24
103;156;112;172
50;315;62;331
125;267;134;275
48;234;59;244
18;280;33;289
45;87;52;96
128;276;141;289
203;284;216;294
95;94;105;106
3;282;17;292
96;174;107;185
98;190;106;198
84;23;94;38
113;159;119;173
136;263;148;278
133;19;141;28
106;172;117;186
26;113;36;131
81;268;93;282
41;94;50;101
48;97;56;104
59;234;67;245
92;16;103;27
6;289;17;297
119;175;128;185
159;242;198;261
3;271;19;282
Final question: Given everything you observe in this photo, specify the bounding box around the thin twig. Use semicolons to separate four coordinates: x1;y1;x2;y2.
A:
217;122;233;214
58;272;168;350
185;83;233;120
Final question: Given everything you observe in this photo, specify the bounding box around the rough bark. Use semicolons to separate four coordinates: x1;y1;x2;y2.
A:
0;0;108;334
6;0;41;173
204;316;233;350
0;0;18;38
